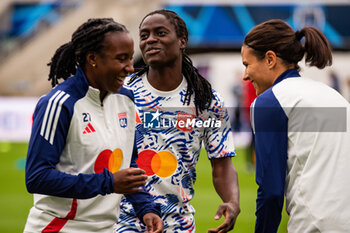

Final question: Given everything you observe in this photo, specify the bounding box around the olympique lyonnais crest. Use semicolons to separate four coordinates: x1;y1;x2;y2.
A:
118;112;127;128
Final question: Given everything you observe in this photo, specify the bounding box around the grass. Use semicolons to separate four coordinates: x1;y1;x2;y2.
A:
0;142;288;232
0;142;32;233
192;147;288;232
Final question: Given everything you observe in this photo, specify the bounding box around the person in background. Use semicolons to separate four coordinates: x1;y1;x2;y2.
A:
242;80;257;171
328;69;341;93
24;18;163;233
347;77;350;101
115;9;240;233
241;19;350;233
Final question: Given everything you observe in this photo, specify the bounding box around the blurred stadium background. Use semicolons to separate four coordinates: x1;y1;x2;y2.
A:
1;0;350;232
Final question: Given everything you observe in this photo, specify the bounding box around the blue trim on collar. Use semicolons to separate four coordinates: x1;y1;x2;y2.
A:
117;85;135;102
76;66;89;89
273;69;300;86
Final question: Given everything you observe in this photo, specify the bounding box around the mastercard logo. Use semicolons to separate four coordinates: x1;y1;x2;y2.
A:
94;148;123;173
136;150;177;177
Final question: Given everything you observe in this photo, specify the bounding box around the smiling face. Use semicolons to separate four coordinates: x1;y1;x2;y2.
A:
139;13;186;68
87;31;134;96
241;44;275;96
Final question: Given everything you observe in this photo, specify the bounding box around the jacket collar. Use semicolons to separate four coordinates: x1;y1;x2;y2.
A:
273;69;301;86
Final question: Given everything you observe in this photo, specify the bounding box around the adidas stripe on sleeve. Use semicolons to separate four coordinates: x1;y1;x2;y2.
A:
25;90;114;199
40;90;70;144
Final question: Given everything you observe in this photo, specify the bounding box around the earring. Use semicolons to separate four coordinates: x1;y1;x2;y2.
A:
92;63;96;68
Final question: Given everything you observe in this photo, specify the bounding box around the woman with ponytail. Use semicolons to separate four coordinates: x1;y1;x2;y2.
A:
24;18;162;233
241;19;350;233
115;9;240;233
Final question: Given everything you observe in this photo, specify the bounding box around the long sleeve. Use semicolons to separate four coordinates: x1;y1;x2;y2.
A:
251;91;288;233
125;133;161;221
25;94;114;199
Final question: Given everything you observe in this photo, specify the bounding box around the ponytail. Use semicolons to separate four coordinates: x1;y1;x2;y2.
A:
298;27;332;68
48;42;76;87
244;19;332;70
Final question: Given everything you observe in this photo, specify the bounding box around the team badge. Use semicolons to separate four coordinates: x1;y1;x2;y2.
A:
118;112;127;128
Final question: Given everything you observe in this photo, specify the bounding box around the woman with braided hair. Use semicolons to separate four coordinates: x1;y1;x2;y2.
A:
115;9;240;233
241;19;350;233
24;18;163;233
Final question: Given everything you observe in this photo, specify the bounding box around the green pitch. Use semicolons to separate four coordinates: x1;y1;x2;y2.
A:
192;147;288;232
0;142;288;232
0;142;32;232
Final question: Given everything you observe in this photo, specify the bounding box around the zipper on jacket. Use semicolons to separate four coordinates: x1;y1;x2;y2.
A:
101;99;110;130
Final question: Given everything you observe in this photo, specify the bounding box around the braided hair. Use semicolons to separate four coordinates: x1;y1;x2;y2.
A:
48;18;128;87
129;9;213;115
